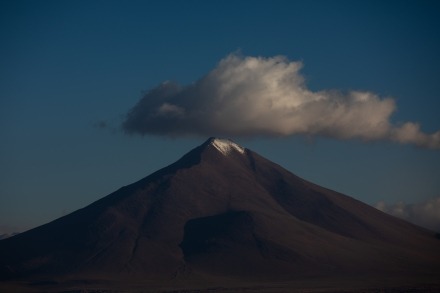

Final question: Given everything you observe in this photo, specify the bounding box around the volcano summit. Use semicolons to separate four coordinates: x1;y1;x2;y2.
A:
1;138;439;292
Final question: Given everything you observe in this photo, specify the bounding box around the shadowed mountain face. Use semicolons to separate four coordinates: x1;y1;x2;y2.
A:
0;138;439;284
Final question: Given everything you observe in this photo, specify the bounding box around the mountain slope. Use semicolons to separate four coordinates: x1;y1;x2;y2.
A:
0;138;439;285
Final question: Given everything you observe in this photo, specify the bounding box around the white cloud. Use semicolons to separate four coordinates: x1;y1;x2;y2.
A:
122;53;440;149
375;197;440;232
157;103;185;118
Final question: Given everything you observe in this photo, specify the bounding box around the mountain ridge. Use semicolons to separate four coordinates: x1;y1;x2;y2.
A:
1;137;439;290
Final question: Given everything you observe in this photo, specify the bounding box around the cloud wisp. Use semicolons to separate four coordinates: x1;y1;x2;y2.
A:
375;197;440;232
122;54;440;149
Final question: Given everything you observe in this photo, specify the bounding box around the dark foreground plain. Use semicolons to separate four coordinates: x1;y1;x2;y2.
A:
2;276;440;292
1;138;440;292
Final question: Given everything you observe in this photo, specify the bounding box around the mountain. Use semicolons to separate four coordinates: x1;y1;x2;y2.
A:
1;138;439;292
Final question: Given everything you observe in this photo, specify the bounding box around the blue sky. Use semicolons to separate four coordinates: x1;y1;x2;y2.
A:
1;0;440;233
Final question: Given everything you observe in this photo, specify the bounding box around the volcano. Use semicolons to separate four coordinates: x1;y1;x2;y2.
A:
1;138;440;292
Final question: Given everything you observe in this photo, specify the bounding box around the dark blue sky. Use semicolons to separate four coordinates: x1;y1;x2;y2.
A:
1;0;440;233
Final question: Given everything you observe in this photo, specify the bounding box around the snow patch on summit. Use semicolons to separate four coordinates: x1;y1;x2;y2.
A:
211;138;245;156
